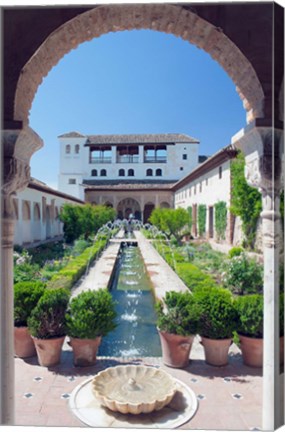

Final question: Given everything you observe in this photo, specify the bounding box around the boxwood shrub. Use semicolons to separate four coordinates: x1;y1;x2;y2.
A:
14;281;46;327
65;289;117;339
234;294;263;338
193;287;237;339
28;288;70;339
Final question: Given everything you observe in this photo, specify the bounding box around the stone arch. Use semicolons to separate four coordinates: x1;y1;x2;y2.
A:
22;200;31;220
160;201;170;208
14;4;264;126
117;198;141;220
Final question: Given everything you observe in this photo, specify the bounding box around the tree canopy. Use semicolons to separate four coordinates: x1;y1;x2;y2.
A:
59;203;116;243
149;207;190;243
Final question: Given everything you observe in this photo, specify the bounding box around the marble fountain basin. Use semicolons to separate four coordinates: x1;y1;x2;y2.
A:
92;365;177;415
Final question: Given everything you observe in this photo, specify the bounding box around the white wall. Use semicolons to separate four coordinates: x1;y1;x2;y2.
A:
13;186;82;247
174;159;232;240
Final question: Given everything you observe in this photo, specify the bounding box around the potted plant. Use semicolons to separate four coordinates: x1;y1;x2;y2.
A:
27;288;70;367
65;288;117;366
194;286;237;366
234;294;263;367
156;290;201;368
235;293;284;367
14;281;46;358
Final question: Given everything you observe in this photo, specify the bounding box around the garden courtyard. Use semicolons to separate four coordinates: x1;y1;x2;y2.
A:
13;216;269;430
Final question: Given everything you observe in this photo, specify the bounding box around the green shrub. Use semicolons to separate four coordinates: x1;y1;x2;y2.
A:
28;288;70;339
70;238;91;256
14;262;41;284
175;262;217;292
65;289;117;339
156;291;201;336
228;246;244;258
222;253;263;295
194;287;237;339
47;239;107;290
14;281;46;327
228;246;244;259
234;294;263;338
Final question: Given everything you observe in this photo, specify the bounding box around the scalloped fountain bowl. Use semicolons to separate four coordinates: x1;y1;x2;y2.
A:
92;365;177;415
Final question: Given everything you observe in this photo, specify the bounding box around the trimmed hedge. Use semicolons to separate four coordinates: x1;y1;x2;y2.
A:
176;262;218;292
152;239;217;292
47;238;107;291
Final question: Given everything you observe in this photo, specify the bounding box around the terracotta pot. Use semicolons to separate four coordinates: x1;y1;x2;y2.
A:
239;335;284;367
69;336;102;367
238;334;263;367
201;336;232;366
32;336;65;367
14;326;36;358
158;330;194;368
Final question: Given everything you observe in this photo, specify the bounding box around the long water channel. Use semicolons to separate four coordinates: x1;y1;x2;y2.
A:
98;243;162;357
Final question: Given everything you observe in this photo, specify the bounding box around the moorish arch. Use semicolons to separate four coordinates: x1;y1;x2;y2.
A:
14;4;265;127
160;201;171;208
117;198;141;220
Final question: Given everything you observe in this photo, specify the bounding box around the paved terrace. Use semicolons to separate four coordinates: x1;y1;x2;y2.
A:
14;231;263;429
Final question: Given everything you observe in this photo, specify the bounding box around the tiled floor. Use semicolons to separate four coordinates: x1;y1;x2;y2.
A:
15;341;263;430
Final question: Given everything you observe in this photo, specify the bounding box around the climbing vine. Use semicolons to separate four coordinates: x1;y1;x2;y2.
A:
198;204;207;237
280;190;284;232
214;201;227;240
230;152;262;249
187;206;193;233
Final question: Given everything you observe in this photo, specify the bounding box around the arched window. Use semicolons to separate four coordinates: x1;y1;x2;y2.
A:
91;169;97;177
65;144;71;154
156;168;162;176
128;169;134;177
100;169;107;177
119;169;125;177
22;201;31;221
146;169;153;177
75;144;80;154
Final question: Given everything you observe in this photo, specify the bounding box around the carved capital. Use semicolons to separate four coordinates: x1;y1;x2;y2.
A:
2;157;30;220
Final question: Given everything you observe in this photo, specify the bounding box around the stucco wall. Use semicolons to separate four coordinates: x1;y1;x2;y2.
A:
13;186;82;246
174;159;232;241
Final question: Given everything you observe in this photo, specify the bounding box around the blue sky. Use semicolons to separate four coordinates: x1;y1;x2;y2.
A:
30;29;246;189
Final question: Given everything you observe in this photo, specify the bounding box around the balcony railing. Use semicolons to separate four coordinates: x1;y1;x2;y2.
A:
116;155;139;163
144;156;167;163
90;157;112;164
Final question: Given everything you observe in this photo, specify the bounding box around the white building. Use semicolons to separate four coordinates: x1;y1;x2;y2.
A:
173;145;238;243
13;178;84;247
58;132;200;201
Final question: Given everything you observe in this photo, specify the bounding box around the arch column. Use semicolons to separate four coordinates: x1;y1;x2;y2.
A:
234;123;284;430
1;127;43;424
